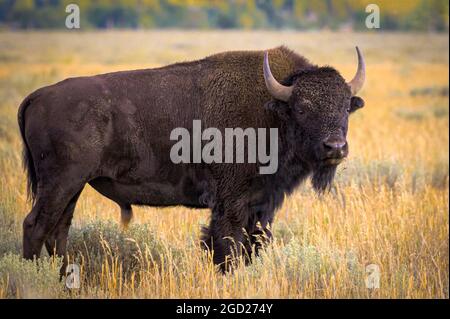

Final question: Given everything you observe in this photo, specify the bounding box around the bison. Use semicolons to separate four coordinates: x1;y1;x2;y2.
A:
18;46;365;272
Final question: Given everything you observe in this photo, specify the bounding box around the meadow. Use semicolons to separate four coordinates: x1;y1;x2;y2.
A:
0;30;448;298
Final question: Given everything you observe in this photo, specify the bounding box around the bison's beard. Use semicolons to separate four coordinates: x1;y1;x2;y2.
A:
311;164;337;193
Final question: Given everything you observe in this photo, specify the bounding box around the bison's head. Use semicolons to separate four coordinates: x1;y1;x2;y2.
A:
263;47;366;191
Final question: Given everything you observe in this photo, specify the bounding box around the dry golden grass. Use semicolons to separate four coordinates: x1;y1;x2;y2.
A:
0;30;448;298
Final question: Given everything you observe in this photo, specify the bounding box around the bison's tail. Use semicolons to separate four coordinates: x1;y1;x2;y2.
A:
18;93;37;203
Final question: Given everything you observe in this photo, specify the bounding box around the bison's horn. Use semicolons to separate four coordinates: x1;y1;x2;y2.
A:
348;46;366;95
263;51;293;102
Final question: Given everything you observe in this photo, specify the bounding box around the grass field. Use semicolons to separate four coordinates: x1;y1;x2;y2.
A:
0;30;448;298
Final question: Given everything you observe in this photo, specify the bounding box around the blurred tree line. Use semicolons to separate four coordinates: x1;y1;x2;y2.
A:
0;0;448;31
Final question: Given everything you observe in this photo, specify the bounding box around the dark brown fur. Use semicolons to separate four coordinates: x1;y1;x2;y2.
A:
18;46;364;272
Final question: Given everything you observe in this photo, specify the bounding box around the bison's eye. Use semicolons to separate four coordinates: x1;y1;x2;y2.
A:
298;99;312;115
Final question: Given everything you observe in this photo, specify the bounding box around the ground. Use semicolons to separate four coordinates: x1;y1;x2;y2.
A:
0;30;448;298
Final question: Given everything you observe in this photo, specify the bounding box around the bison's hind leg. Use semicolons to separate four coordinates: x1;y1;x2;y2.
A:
23;172;87;263
44;189;83;273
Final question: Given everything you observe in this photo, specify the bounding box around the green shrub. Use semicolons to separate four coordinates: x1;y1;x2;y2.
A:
410;86;449;97
432;106;449;118
0;202;22;258
67;220;179;276
0;253;64;298
335;160;403;190
395;108;427;121
248;238;363;289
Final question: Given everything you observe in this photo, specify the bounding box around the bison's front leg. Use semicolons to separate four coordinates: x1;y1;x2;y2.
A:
245;217;274;261
201;198;250;273
243;188;283;261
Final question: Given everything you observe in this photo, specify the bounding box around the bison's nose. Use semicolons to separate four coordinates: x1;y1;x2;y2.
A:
324;140;346;151
323;139;348;159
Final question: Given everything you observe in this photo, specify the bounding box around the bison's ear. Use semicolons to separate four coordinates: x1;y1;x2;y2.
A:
350;96;365;113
